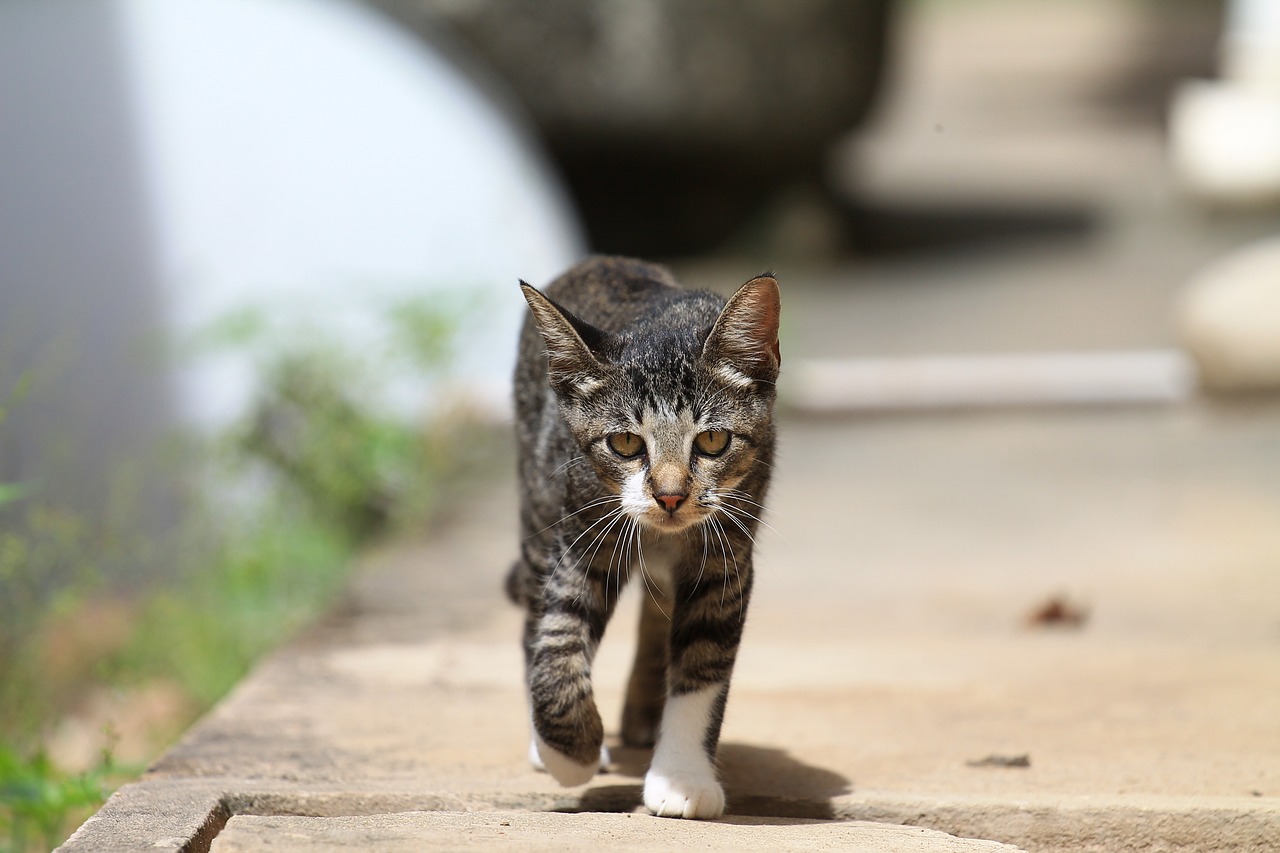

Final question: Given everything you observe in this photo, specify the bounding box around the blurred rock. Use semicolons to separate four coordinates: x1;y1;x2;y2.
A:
1180;237;1280;392
1169;81;1280;206
369;0;892;255
1168;0;1280;206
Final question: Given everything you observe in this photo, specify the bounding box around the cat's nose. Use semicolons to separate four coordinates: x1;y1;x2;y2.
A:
655;493;686;513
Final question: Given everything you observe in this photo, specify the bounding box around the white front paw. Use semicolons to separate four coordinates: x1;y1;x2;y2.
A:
528;737;546;771
643;767;725;819
532;732;607;787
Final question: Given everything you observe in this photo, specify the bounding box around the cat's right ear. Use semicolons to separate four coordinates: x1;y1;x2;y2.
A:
520;282;610;398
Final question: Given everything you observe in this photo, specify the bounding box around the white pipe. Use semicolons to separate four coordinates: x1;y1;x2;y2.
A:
785;350;1198;413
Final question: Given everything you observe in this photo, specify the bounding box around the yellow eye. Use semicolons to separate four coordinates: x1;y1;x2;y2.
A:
694;430;730;456
608;432;645;458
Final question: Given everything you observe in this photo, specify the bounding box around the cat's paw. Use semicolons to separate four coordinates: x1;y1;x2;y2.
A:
531;733;608;786
643;767;725;819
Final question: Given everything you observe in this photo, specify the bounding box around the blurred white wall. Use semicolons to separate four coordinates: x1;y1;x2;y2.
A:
121;0;584;426
0;0;582;534
0;0;172;521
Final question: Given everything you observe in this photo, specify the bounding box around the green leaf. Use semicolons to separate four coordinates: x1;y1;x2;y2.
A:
0;484;24;508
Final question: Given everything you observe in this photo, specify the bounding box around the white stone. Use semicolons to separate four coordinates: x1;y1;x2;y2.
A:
1168;0;1280;206
1180;237;1280;392
1168;81;1280;206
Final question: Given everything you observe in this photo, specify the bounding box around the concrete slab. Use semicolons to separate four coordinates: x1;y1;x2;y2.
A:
209;811;1022;853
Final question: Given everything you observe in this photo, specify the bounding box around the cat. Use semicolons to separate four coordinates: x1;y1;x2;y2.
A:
506;256;780;819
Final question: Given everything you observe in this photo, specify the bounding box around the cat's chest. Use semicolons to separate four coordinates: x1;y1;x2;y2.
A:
636;530;683;594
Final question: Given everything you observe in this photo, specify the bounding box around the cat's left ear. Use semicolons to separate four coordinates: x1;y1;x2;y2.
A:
703;274;781;383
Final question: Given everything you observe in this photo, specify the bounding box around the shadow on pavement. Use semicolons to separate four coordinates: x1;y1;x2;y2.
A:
565;742;851;822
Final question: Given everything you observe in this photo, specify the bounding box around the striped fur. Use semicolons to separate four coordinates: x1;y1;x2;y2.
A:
508;256;779;819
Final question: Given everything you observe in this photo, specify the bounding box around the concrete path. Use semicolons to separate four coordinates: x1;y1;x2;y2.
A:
61;396;1280;851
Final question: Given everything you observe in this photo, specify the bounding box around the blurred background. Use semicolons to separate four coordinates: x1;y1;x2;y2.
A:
3;0;1279;848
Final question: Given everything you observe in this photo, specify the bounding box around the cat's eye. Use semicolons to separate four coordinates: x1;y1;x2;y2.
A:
693;429;730;457
608;432;645;458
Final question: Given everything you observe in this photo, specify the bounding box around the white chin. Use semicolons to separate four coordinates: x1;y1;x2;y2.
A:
641;512;699;532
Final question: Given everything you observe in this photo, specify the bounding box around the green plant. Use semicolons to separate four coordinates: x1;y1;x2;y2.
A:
0;742;124;853
0;496;149;853
114;504;353;707
0;506;100;748
0;290;497;850
236;348;420;539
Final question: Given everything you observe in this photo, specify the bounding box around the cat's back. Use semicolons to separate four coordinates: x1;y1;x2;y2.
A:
539;256;705;333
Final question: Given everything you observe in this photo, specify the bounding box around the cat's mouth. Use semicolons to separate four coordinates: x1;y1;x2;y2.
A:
638;505;706;533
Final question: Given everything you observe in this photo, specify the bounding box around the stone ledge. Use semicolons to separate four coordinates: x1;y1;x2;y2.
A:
59;777;1279;853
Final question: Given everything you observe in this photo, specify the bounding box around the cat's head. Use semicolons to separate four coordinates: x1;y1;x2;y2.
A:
521;275;779;533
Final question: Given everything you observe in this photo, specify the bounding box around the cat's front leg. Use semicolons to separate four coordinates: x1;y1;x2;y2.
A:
524;583;610;787
643;681;729;819
621;587;671;747
643;561;751;820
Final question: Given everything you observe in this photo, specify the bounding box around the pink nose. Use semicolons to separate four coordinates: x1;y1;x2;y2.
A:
655;494;686;512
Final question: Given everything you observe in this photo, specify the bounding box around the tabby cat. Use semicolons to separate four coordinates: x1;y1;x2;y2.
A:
506;256;780;819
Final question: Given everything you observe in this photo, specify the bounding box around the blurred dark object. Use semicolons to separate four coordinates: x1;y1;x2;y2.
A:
966;754;1031;768
829;0;1227;258
368;0;893;256
1026;595;1090;629
840;201;1096;255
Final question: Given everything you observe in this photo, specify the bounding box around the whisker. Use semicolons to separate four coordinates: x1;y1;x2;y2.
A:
604;517;623;610
713;514;746;615
629;519;647;613
718;506;758;547
716;491;773;517
634;523;670;620
706;516;733;609
717;487;771;510
610;515;637;610
690;522;710;601
716;501;774;539
713;486;762;504
575;507;627;605
551;455;588;478
712;490;784;541
695;380;736;412
525;494;620;540
541;504;625;598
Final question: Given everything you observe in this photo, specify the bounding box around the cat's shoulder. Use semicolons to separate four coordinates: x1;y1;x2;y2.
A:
534;256;733;340
543;256;678;304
